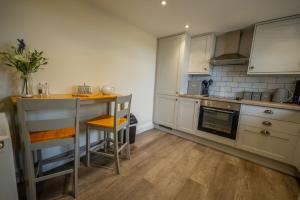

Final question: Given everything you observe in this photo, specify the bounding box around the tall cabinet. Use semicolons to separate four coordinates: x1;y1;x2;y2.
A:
154;33;191;128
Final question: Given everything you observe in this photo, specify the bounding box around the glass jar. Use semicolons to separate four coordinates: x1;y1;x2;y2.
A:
21;74;33;98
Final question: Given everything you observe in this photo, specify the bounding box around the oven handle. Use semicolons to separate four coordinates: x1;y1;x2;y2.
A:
203;107;235;114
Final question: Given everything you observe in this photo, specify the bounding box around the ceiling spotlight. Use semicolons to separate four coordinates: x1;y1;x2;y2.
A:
161;1;167;6
185;25;190;29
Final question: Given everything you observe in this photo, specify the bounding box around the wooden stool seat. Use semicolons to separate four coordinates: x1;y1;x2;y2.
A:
86;115;126;128
30;128;76;143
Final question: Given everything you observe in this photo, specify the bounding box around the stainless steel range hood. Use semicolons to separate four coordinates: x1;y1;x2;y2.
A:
210;29;253;66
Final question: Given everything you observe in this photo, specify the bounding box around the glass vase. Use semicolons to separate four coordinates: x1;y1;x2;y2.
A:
21;74;33;98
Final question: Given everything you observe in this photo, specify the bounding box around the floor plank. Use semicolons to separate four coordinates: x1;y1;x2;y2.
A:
37;129;300;200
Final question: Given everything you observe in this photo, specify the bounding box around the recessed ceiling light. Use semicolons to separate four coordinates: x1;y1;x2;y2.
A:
185;25;190;29
161;1;167;6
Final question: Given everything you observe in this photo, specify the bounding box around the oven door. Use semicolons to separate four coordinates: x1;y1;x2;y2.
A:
198;106;239;139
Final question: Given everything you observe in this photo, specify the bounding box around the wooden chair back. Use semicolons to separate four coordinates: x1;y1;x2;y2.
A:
114;95;132;131
17;98;80;145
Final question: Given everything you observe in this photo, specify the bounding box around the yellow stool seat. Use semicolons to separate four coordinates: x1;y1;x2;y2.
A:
86;115;127;128
30;128;76;143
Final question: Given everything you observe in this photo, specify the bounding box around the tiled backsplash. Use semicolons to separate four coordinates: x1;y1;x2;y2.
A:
191;65;300;98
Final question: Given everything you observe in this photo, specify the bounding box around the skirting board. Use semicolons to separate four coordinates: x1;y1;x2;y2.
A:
154;125;300;177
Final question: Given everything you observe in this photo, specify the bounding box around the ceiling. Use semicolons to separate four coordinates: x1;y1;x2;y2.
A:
92;0;300;37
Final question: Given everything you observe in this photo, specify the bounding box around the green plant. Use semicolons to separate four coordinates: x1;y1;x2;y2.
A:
0;39;48;75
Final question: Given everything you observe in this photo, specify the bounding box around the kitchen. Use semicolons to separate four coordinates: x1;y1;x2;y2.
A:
0;0;300;200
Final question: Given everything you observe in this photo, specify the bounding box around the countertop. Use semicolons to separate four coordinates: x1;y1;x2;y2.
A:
180;94;300;111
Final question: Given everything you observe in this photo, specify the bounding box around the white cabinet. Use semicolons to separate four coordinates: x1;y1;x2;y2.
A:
237;125;298;164
155;34;190;95
188;33;216;75
248;15;300;74
237;104;300;164
154;33;190;128
176;98;199;133
295;138;300;172
154;94;178;128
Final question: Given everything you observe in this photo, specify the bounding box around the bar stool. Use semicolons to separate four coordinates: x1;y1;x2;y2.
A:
17;98;80;200
86;95;132;174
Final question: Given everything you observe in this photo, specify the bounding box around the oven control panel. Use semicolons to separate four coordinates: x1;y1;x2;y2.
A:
201;99;241;111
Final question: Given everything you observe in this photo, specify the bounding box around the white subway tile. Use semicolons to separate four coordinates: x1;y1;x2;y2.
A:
232;87;245;93
267;83;285;89
252;83;267;89
239;82;252;88
221;76;233;82
245;77;259;83
220;87;232;92
226;82;238;87
276;77;296;84
191;65;300;96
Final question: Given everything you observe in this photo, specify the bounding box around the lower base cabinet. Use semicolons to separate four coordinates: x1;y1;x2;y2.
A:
296;139;300;172
176;98;199;134
237;125;298;164
154;94;178;129
155;97;300;171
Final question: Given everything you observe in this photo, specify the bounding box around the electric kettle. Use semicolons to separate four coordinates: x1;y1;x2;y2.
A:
272;88;293;103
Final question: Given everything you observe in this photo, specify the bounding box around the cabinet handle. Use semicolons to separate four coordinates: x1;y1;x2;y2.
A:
260;130;266;135
0;141;4;149
204;67;207;71
195;101;199;104
264;110;273;114
260;130;271;136
176;98;178;101
249;66;255;70
176;92;179;95
262;121;272;126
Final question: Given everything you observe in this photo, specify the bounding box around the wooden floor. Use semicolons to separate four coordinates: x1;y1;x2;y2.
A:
38;129;299;200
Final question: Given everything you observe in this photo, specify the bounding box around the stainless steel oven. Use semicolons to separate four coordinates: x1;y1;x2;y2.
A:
198;99;240;140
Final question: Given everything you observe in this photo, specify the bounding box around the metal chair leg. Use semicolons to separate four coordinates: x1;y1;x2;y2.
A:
86;126;90;167
113;132;120;174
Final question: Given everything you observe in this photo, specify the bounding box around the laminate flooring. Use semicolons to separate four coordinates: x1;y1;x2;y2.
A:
37;129;299;200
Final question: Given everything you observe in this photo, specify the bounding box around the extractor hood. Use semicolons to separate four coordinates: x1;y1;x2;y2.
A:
210;30;252;66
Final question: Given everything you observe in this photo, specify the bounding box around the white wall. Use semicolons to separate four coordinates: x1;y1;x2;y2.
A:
0;0;157;133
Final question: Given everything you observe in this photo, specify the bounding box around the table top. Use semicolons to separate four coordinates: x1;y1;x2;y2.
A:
10;93;120;104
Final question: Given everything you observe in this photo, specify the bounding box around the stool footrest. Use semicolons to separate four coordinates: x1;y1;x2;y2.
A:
35;168;74;183
89;140;105;152
118;142;128;153
89;150;114;158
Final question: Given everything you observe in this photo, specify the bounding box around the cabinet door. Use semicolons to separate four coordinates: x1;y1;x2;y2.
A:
237;125;298;164
156;36;182;95
176;98;199;133
296;138;300;172
154;94;178;128
188;34;215;74
248;16;300;74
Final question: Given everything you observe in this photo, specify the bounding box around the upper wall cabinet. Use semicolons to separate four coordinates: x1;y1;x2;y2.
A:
188;33;216;75
248;15;300;74
155;33;191;95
